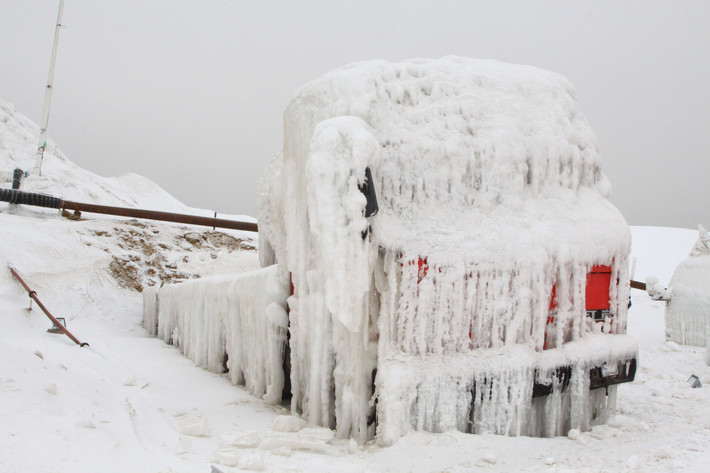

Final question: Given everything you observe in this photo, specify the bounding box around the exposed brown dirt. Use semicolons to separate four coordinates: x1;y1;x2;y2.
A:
85;220;256;291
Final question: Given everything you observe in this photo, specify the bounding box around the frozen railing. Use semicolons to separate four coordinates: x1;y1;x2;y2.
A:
142;265;289;403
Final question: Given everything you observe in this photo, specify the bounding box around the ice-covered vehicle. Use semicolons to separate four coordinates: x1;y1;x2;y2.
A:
146;57;638;445
256;57;637;443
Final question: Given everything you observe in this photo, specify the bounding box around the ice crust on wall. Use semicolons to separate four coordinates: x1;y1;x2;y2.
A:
662;225;710;346
258;57;634;443
376;335;637;443
143;265;290;403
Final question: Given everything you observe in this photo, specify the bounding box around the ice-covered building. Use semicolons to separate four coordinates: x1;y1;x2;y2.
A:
647;225;710;347
146;57;638;445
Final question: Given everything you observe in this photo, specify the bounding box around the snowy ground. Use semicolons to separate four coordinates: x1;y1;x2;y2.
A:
2;213;708;473
2;216;709;473
2;99;710;472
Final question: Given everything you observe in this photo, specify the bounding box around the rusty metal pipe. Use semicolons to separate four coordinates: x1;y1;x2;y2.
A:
60;199;258;232
0;188;257;232
630;280;647;291
8;266;89;347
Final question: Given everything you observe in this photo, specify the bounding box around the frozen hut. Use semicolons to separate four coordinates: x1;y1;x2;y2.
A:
257;57;637;443
146;57;638;445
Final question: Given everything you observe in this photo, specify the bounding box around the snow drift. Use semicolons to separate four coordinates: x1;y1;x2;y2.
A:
0;97;257;223
255;57;637;443
0;100;182;213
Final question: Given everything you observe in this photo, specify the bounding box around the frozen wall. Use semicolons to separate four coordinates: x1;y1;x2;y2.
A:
142;285;159;339
662;226;710;346
257;57;634;443
142;265;289;403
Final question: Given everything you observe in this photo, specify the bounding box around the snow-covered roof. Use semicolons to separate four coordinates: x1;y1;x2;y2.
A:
270;57;628;266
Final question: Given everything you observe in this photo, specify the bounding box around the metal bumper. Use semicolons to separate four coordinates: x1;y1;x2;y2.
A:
532;357;637;398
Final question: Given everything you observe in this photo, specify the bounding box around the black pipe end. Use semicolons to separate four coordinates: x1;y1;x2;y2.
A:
0;188;61;209
12;168;24;190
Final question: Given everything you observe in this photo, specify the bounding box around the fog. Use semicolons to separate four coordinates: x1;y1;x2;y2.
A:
1;0;708;228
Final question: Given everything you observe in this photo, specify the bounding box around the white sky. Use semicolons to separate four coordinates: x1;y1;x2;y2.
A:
1;0;708;228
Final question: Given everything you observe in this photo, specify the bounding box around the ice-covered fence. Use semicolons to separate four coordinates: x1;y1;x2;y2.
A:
142;265;289;403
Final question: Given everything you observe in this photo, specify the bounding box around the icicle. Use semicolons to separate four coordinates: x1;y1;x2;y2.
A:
256;57;636;444
145;266;290;403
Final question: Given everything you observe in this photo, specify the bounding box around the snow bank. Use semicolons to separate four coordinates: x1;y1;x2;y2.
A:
654;225;710;346
258;57;634;443
144;265;290;403
1;97;255;223
0;99;178;212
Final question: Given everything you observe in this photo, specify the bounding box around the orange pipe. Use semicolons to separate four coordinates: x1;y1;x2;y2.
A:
9;266;89;347
60;200;258;233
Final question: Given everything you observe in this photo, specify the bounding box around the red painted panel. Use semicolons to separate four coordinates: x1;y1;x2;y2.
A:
586;266;612;310
549;284;557;310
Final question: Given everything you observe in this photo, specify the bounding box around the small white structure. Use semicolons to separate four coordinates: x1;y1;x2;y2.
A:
647;225;710;347
146;57;638;445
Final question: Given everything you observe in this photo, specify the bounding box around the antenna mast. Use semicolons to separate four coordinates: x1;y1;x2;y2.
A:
33;0;66;176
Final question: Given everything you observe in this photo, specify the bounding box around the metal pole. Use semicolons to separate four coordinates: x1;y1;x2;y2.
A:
0;188;258;232
630;280;647;291
33;0;66;176
60;199;259;232
8;266;89;347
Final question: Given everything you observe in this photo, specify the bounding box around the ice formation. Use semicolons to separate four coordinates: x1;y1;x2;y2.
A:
143;265;290;403
256;57;636;443
649;225;710;346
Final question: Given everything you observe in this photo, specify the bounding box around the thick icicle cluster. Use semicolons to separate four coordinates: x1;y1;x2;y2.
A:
376;335;637;442
143;266;290;403
258;57;635;443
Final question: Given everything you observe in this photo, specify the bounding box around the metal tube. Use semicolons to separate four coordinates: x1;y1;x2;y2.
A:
8;266;89;347
630;280;647;291
33;0;66;175
12;168;24;190
0;188;258;232
60;199;258;232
